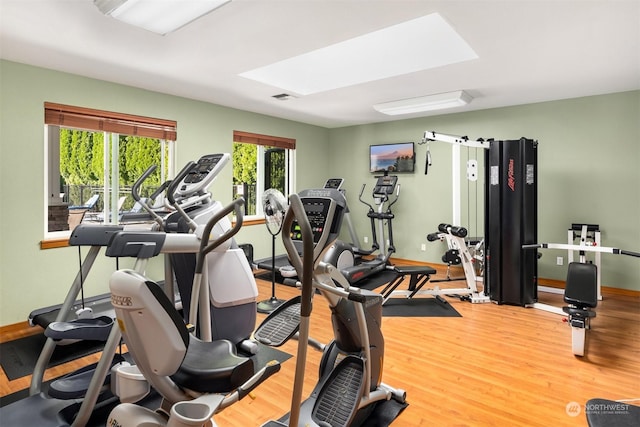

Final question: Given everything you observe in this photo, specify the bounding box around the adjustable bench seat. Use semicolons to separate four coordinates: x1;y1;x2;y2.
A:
563;262;598;328
563;262;598;310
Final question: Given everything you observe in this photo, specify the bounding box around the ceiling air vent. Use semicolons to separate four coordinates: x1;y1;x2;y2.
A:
272;93;296;101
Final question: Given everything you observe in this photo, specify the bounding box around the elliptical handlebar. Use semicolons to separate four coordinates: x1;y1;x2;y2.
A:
387;183;401;210
282;194;314;317
131;165;156;202
194;197;246;275
280;192;314;427
165;161;200;232
149;180;171;201
358;184;375;212
131;164;166;229
166;161;196;206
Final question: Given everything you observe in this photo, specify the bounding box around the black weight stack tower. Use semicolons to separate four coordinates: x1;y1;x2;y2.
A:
485;138;538;305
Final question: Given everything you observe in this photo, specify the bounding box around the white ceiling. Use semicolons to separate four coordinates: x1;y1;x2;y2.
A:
1;0;638;128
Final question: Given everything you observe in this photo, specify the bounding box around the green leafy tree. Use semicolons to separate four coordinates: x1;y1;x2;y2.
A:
232;142;258;214
232;142;257;185
59;129;166;207
265;147;285;192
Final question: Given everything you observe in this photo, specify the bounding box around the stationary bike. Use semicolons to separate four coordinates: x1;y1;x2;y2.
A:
255;188;406;427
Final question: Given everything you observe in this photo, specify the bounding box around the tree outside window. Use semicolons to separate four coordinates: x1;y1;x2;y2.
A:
231;131;295;218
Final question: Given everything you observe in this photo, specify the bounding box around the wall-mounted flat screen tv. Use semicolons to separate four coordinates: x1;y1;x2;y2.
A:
369;142;415;173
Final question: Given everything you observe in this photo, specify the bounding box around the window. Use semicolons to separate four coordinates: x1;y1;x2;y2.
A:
44;103;176;237
231;131;295;219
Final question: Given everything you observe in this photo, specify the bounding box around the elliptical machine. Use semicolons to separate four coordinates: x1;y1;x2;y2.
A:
255;188;406;427
158;154;258;348
114;153;258;348
323;174;400;284
105;198;280;427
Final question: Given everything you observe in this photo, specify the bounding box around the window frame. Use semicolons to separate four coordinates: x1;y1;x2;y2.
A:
232;130;296;221
43;103;177;244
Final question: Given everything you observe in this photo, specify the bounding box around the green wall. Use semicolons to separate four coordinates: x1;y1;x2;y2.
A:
327;91;640;291
1;58;638;326
0;60;329;326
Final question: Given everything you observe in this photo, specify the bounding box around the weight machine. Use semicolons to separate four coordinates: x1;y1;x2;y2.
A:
418;132;539;306
524;239;640;356
381;222;489;304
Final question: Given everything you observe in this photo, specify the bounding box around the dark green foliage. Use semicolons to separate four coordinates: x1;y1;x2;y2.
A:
232;142;257;185
59;129;167;206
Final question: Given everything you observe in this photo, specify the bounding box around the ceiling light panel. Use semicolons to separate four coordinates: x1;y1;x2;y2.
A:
373;90;473;115
240;13;478;95
95;0;231;35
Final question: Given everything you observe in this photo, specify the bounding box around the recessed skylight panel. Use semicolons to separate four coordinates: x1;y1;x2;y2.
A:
240;13;478;95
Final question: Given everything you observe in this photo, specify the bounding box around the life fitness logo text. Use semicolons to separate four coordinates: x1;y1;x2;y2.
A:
111;294;132;307
507;158;516;192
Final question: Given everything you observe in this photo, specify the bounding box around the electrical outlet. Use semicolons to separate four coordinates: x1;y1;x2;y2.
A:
363;236;368;244
421;243;426;251
556;256;563;266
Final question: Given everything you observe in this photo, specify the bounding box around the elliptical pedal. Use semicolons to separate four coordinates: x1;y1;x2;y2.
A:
254;296;301;347
311;356;365;427
48;354;126;400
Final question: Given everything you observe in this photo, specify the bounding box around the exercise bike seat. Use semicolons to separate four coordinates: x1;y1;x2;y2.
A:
563;262;598;309
171;336;254;393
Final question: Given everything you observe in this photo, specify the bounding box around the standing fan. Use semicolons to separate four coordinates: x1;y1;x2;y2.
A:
257;188;288;313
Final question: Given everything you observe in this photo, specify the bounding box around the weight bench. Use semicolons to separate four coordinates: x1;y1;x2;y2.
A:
562;262;598;356
380;262;490;304
380;265;437;301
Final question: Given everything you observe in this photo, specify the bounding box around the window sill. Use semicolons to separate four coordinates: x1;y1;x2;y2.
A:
239;218;266;227
41;235;70;249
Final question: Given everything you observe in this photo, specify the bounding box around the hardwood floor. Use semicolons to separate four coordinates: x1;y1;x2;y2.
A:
1;271;639;426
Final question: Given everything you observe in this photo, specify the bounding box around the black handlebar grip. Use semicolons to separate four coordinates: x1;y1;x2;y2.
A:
427;232;440;242
237;360;281;401
166;161;196;205
347;292;368;304
132;164;157;202
149;180;171;200
450;226;468;238
438;223;451;233
621;249;640;258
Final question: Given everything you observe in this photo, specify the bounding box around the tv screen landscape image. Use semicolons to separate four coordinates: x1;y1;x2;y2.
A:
370;142;415;173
